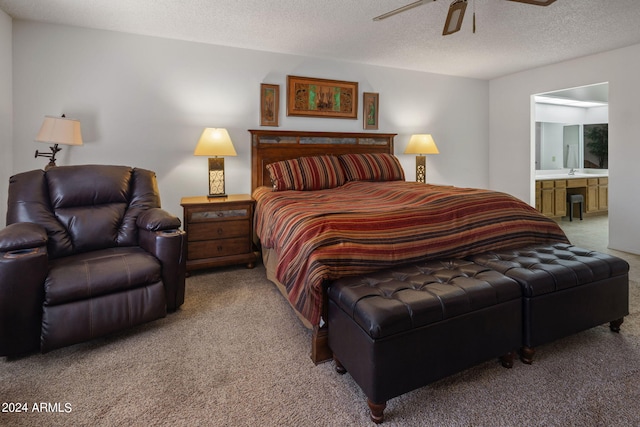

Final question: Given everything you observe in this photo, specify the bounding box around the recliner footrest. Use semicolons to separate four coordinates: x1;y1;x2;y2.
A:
42;281;167;352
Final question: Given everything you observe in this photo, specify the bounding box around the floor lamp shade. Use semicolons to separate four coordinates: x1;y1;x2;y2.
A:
404;134;439;183
194;128;237;197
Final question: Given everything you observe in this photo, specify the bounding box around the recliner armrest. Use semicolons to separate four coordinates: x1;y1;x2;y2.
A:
0;222;48;252
137;208;181;231
0;222;49;357
138;228;187;312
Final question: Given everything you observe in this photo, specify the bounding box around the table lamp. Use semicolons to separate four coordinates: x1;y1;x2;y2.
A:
194;128;237;197
34;114;83;170
404;134;439;183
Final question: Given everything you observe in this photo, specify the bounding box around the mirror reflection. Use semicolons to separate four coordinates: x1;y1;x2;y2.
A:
534;83;608;171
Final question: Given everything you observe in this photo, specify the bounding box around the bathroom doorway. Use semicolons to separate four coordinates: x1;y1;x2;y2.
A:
532;82;609;236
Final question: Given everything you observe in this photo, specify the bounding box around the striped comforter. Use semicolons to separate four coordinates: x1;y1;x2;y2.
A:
253;180;568;326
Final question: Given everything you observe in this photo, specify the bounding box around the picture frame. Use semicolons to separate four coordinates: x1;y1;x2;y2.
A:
363;92;379;130
286;75;358;119
260;83;279;127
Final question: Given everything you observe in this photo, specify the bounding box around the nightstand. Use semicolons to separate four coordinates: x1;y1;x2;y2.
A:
180;194;257;271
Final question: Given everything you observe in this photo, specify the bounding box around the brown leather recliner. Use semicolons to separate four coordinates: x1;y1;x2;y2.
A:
0;165;186;357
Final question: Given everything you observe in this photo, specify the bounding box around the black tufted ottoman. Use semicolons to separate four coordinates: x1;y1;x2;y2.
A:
327;259;523;424
469;243;629;364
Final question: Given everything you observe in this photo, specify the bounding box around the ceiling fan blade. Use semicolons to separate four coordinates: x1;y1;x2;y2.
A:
373;0;435;21
443;0;467;35
506;0;557;5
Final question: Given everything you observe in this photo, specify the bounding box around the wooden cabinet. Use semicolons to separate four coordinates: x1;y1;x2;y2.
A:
586;179;599;212
553;180;567;217
181;194;256;271
598;177;608;210
538;179;566;217
540;180;554;216
586;177;608;212
536;176;608;217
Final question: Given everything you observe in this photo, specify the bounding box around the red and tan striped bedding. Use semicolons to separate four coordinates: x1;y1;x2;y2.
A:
253;180;568;326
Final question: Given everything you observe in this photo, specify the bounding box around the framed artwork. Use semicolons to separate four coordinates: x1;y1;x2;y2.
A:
260;84;279;127
286;75;358;119
363;92;379;130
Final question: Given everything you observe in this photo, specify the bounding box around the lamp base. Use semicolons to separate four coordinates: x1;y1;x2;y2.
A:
35;143;62;170
207;193;228;199
208;157;227;197
44;160;57;170
415;155;426;183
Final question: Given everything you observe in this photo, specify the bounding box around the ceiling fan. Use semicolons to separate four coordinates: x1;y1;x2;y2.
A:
373;0;557;36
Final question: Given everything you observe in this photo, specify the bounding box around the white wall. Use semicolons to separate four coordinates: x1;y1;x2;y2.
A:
490;44;640;255
535;104;608;126
585;105;608;124
11;21;489;220
0;10;11;224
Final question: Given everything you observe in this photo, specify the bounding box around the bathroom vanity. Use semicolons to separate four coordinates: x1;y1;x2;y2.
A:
535;171;608;218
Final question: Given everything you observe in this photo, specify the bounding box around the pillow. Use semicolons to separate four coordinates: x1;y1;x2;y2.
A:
266;155;346;191
339;153;405;182
266;159;304;191
297;155;346;191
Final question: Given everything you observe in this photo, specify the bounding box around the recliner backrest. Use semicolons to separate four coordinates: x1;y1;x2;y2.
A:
6;165;161;259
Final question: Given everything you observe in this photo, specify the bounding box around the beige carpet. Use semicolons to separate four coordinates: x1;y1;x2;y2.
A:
2;217;640;426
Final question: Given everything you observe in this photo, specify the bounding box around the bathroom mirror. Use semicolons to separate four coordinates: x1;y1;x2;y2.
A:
534;83;608;171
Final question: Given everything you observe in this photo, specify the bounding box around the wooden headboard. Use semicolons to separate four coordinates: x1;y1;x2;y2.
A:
249;129;397;191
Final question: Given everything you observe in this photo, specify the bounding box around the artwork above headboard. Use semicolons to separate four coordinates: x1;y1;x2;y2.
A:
249;129;397;191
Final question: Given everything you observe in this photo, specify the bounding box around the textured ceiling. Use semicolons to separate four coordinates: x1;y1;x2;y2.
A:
1;0;640;80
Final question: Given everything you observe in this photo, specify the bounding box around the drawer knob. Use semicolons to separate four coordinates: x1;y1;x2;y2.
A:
217;245;223;252
217;227;224;235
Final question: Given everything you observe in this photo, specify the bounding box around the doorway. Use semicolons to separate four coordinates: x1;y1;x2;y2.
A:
531;82;609;238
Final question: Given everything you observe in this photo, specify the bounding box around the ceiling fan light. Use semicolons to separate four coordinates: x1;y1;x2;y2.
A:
507;0;556;5
443;0;467;35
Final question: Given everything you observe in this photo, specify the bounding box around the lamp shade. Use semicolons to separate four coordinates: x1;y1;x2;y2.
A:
194;128;237;157
404;134;440;155
35;116;83;146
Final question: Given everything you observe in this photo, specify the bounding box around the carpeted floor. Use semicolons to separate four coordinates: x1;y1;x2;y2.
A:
1;216;639;426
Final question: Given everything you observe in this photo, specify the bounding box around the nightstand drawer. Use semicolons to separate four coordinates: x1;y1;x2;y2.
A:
187;220;250;242
189;208;250;222
188;237;251;260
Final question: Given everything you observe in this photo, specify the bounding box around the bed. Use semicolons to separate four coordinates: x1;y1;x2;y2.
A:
249;129;569;363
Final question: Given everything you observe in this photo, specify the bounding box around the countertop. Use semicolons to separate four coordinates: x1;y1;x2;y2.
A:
536;170;608;180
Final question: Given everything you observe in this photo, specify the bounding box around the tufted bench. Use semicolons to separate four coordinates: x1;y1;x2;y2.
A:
327;259;523;424
469;243;629;363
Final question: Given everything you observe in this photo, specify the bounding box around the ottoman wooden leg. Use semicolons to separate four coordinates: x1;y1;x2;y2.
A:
334;356;347;374
367;399;387;424
500;351;515;368
520;346;535;364
610;317;624;333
